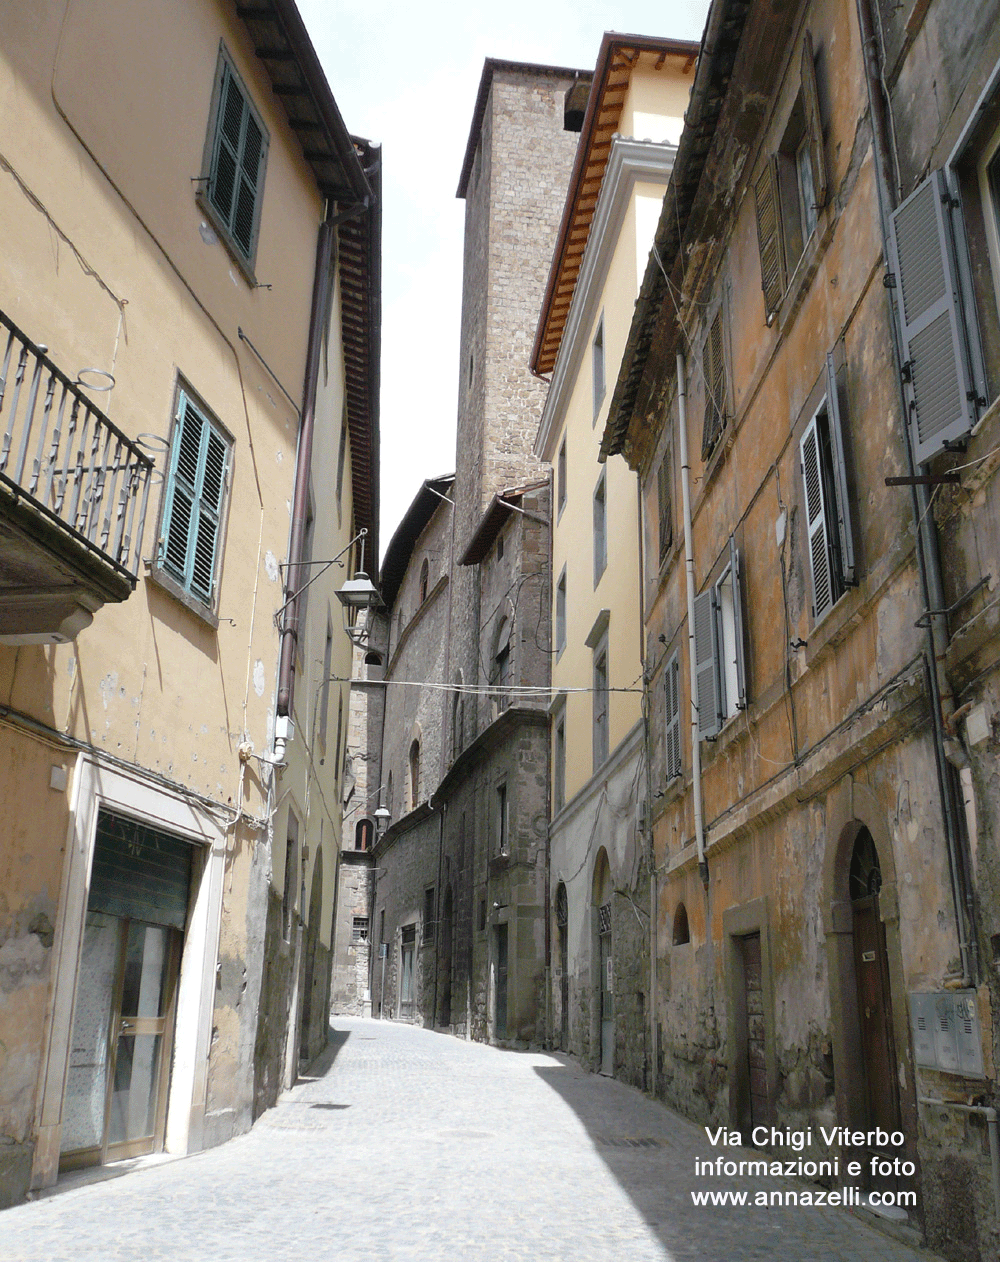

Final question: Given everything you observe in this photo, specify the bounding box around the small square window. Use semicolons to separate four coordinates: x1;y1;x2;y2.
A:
352;917;369;943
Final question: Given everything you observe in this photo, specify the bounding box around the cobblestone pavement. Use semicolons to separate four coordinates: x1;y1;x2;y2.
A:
2;1018;944;1262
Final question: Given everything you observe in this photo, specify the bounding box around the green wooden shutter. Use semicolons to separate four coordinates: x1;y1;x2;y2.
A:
800;415;833;621
825;352;856;585
888;170;978;463
754;159;786;320
694;588;721;740
664;652;681;780
209;61;267;261
161;393;229;603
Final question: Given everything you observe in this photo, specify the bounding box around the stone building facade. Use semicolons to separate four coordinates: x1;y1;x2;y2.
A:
600;0;1000;1258
341;61;588;1044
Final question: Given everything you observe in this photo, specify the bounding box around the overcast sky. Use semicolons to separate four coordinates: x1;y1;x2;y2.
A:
297;1;711;553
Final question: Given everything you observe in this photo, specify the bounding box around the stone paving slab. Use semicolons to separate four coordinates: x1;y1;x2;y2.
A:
0;1018;945;1262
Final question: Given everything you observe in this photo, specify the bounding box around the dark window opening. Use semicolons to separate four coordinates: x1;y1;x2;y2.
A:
673;902;690;945
564;81;589;133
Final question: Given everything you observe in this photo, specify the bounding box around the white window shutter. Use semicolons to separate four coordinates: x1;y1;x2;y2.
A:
728;535;747;710
800;416;833;621
824;352;856;586
888;170;978;464
664;653;681;780
694;589;721;740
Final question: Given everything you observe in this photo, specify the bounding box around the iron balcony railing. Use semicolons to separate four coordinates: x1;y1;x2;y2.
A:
0;311;155;584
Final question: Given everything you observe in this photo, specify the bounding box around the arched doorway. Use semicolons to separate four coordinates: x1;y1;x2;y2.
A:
849;826;902;1191
439;885;453;1027
555;881;569;1050
299;848;324;1062
593;850;613;1075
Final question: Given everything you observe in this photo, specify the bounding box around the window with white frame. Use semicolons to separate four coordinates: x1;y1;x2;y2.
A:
553;706;567;813
693;536;747;740
592;315;606;421
593;470;607;586
555;568;567;656
593;637;609;770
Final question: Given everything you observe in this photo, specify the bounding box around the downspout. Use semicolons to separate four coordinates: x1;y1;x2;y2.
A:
855;0;976;984
636;467;656;1092
275;208;338;748
677;351;708;888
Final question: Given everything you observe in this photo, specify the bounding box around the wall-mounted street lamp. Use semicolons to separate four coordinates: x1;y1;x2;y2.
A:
373;804;391;835
334;530;380;648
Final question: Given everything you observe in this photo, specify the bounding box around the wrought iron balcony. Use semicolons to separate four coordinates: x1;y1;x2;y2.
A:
0;311;155;643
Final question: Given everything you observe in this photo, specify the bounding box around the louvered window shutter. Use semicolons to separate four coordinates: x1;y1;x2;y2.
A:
209;62;267;262
658;452;673;558
728;535;747;710
888;170;978;463
693;588;721;740
800;31;827;210
701;312;726;459
162;394;229;604
824;352;856;585
664;652;681;780
800;416;833;621
754;160;786;319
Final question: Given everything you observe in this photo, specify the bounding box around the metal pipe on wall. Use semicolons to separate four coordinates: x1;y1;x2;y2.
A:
676;351;708;887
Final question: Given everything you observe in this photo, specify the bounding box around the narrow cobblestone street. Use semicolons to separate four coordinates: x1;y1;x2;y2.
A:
2;1019;943;1262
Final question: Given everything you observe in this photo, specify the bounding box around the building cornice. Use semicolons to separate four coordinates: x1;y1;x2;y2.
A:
534;138;675;461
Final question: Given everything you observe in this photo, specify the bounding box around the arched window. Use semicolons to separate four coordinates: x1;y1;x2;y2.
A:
408;739;420;811
419;558;429;604
364;651;382;667
672;902;690;945
355;818;374;851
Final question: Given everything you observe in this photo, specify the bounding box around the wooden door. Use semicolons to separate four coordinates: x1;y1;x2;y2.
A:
740;932;768;1131
852;895;901;1193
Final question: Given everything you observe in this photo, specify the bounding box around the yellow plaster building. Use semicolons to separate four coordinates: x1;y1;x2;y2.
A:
0;0;378;1204
530;35;695;1080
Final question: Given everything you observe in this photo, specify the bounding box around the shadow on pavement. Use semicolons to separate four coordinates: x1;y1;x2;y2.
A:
532;1061;860;1262
296;1023;351;1082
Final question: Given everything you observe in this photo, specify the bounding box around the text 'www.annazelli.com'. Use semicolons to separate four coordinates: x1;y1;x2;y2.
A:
690;1187;917;1208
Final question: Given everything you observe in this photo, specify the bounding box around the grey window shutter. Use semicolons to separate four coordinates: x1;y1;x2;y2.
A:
693;588;721;740
800;31;827;210
754;159;785;319
664;652;681;779
888;170;977;464
701;311;726;459
800;416;833;621
728;535;747;710
825;352;856;585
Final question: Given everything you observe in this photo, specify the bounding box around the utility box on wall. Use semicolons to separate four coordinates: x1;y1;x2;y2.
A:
909;990;984;1077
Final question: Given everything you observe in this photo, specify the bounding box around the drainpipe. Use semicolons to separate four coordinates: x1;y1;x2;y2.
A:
635;466;656;1091
854;0;976;984
677;351;708;888
275;208;338;744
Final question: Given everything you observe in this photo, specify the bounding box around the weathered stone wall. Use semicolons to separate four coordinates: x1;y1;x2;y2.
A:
331;852;374;1015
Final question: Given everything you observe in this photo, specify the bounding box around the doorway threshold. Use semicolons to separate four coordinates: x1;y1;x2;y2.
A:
33;1152;185;1202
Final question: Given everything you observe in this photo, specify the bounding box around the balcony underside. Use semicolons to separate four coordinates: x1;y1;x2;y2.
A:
0;487;135;644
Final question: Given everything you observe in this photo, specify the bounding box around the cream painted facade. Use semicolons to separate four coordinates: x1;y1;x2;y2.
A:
0;0;377;1206
533;41;694;1080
